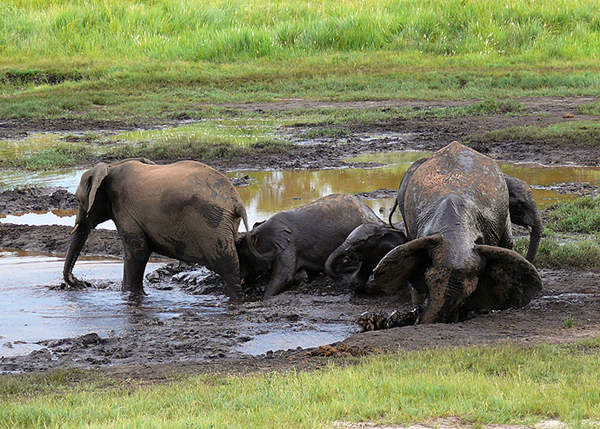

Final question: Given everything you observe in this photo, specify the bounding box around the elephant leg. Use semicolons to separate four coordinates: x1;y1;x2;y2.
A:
264;251;297;297
210;254;243;301
121;231;151;294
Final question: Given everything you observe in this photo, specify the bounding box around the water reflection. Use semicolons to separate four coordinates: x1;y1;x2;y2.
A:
237;152;430;225
0;168;84;193
1;152;599;231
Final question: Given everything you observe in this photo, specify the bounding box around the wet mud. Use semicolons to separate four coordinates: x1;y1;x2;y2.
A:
1;96;599;379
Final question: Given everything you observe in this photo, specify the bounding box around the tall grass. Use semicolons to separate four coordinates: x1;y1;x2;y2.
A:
1;0;600;115
2;0;599;63
2;341;600;428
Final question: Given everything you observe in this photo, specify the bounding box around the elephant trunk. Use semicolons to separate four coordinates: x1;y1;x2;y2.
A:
421;246;481;324
325;246;357;280
525;212;543;263
63;222;91;287
324;250;343;280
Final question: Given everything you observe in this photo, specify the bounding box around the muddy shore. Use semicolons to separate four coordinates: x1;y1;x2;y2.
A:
1;96;599;378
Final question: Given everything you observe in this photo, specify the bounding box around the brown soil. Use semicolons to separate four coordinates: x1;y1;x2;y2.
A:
0;96;599;381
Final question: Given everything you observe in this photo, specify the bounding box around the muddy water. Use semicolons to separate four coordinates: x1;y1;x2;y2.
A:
0;252;220;357
2;151;600;358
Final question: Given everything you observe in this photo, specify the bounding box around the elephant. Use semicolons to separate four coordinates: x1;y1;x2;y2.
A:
388;160;542;263
63;158;252;299
236;193;384;297
325;223;407;293
503;173;542;262
360;141;542;329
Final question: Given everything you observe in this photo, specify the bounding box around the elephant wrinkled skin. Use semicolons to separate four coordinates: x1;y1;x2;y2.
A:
63;158;251;299
236;194;384;297
325;223;407;293
363;142;542;329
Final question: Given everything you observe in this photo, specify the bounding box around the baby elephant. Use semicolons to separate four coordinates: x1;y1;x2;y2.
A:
325;223;407;293
236;194;383;297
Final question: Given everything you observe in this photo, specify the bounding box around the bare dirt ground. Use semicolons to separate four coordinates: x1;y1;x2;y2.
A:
0;96;599;380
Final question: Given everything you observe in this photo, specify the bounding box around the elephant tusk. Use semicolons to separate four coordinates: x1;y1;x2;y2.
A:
70;224;79;235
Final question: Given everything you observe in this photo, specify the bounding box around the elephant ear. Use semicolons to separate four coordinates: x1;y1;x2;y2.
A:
373;233;442;294
465;244;542;310
75;163;109;213
379;229;408;250
252;224;292;259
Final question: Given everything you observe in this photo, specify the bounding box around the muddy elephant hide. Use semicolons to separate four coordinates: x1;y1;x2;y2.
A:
374;142;542;325
389;160;543;263
236;193;384;297
325;223;407;293
63;158;251;299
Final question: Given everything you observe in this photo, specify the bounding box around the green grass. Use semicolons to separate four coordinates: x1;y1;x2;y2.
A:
2;0;599;63
2;340;600;428
468;121;600;148
528;237;600;270
514;196;600;270
546;196;600;234
1;0;600;121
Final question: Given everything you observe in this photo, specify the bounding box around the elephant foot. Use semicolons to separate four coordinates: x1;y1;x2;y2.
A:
61;276;91;290
356;307;422;331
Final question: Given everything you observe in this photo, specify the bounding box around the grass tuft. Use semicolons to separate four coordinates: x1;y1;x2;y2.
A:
546;196;600;234
468;121;600;148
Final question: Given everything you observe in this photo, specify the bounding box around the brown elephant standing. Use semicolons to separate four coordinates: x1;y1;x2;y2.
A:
63;158;250;299
362;142;542;329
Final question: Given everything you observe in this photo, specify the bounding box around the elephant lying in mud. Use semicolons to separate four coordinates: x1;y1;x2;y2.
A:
359;142;543;330
325;223;407;293
388;159;543;263
63;158;252;299
236;193;384;297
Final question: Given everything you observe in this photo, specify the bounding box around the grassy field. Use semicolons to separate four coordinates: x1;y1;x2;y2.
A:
1;340;600;428
1;0;600;121
526;196;600;270
1;3;600;427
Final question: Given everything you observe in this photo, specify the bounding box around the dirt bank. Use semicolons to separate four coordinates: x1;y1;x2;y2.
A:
1;96;599;379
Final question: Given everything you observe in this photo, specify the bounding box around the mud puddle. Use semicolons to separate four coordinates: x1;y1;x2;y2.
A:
0;252;216;358
237;322;356;356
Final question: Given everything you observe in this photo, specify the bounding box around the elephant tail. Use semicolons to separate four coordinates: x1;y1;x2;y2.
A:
234;201;261;258
234;201;251;232
388;198;399;228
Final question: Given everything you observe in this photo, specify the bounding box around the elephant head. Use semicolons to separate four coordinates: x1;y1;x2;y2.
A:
374;232;542;323
63;162;113;288
366;142;542;327
325;223;407;292
236;220;291;283
504;174;543;262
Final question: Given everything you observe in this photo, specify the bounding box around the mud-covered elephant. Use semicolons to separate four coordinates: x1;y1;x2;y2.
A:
388;159;542;263
63;158;251;299
236;193;384;297
361;142;542;329
325;223;407;292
